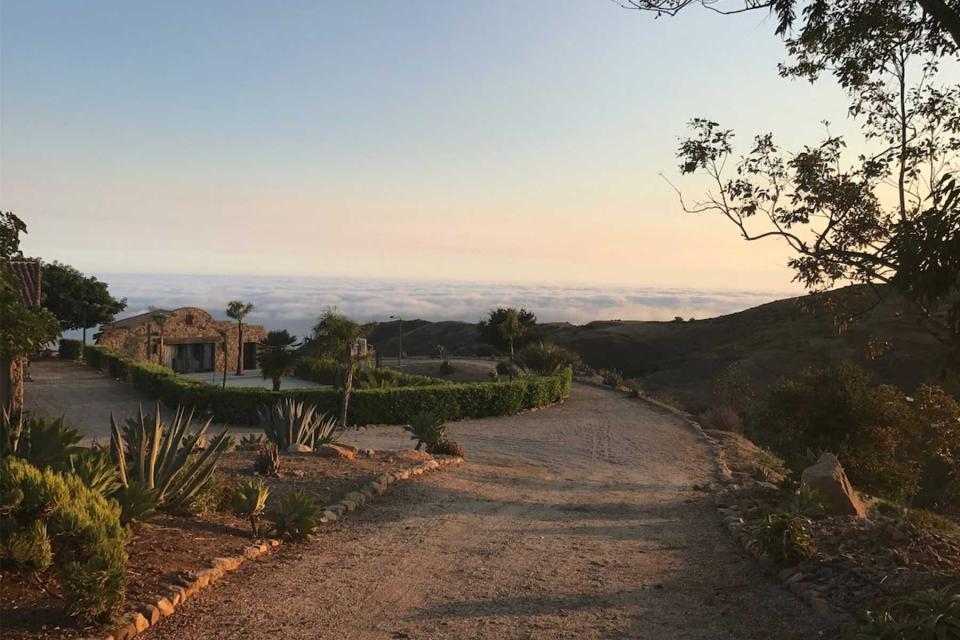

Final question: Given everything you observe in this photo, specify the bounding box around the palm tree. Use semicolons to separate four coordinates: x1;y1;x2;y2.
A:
225;300;255;375
257;330;300;391
478;307;536;380
309;309;367;428
149;307;169;366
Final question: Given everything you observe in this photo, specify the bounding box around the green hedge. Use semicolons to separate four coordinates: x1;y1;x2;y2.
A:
58;338;83;361
82;345;571;426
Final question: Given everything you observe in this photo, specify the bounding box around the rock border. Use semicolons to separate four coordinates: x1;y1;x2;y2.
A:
98;455;464;640
571;377;835;620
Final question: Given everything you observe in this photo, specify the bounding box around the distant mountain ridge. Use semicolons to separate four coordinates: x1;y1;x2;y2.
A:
367;285;954;411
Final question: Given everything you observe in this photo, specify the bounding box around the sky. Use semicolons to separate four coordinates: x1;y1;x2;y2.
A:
1;1;861;302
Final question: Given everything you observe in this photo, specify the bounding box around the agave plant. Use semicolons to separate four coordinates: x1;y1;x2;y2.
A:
253;442;281;476
234;480;270;538
403;411;446;452
310;413;340;448
258;399;338;451
115;481;158;524
266;490;320;541
110;404;231;510
2;409;82;471
69;447;121;496
238;433;267;451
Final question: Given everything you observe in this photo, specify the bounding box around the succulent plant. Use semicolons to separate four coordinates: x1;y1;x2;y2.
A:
258;399;339;451
403;411;446;451
69;447;121;496
254;442;281;476
234;480;270;538
266;490;320;541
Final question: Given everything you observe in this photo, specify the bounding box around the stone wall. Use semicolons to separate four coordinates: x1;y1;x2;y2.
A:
96;307;267;374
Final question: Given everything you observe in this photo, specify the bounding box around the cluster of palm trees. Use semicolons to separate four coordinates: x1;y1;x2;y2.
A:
225;301;366;429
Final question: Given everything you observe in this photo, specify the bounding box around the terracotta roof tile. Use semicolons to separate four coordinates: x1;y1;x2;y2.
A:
5;259;42;307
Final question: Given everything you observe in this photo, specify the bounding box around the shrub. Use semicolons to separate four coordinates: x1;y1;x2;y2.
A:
439;360;455;376
58;338;83;361
355;367;447;389
110;406;231;510
0;457;128;623
905;508;960;535
516;341;582;375
698;405;743;432
432;439;465;458
81;345;571;427
266;490;320;541
749;511;817;565
601;369;623;388
234;480;270;538
851;586;960;639
238;433;267;451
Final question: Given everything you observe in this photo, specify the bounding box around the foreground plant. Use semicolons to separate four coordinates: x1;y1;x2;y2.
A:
110;405;231;510
851;586;960;640
254;442;281;476
266;490;320;541
258;399;339;451
234;480;270;538
1;410;82;471
0;457;128;623
404;411;465;458
749;510;817;565
69;446;120;496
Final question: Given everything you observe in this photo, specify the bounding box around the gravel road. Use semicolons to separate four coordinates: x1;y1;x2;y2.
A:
146;384;832;640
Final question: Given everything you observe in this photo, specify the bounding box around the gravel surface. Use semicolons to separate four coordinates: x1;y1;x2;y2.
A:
146;384;832;639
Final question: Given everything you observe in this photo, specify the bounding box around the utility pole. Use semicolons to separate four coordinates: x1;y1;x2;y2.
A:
389;315;402;364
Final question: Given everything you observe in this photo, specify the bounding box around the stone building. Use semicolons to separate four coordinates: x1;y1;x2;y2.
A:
96;307;267;374
0;259;43;415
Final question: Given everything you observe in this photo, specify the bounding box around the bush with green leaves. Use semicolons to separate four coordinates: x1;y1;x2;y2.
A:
234;480;270;538
266;490;320;541
58;338;83;361
0;457;128;623
439;360;455;376
749;510;817;565
110;405;230;511
238;433;267;451
516;341;582;376
81;344;571;426
1;410;82;471
749;363;960;506
114;481;158;524
601;369;623;388
851;586;960;640
258;399;339;451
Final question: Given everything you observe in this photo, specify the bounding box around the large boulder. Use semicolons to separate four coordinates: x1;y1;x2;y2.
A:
800;453;866;518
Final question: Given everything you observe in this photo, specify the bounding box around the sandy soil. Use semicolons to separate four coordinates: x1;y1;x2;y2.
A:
147;384;832;639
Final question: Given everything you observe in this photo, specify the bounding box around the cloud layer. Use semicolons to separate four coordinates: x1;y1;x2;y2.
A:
90;273;796;340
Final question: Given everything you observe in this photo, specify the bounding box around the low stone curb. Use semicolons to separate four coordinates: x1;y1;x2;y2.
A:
98;455;464;640
714;500;836;621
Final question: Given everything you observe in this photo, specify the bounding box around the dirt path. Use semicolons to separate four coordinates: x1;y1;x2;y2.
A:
147;384;831;639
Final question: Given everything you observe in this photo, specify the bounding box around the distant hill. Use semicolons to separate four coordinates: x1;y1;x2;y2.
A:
367;285;954;411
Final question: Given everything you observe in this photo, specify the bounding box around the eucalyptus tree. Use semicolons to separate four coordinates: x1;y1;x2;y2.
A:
41;261;126;345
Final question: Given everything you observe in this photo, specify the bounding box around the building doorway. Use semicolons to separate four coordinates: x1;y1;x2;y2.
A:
172;343;215;373
243;342;258;371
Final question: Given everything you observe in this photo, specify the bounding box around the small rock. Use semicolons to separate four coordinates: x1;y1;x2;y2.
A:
287;443;313;453
132;612;151;633
156;597;175;617
318;444;356;459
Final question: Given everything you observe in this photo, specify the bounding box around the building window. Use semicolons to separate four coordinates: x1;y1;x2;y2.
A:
185;314;194;326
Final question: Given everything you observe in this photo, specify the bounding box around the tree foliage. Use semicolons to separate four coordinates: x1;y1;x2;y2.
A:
478;308;537;356
41;261;126;333
0;212;60;358
257;330;300;391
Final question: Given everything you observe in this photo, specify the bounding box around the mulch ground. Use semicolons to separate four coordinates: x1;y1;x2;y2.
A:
708;429;960;628
0;447;432;640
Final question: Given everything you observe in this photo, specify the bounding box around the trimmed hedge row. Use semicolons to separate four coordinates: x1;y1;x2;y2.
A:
82;345;571;426
58;338;83;361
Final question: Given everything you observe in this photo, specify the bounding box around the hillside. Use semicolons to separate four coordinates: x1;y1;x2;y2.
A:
367;286;954;411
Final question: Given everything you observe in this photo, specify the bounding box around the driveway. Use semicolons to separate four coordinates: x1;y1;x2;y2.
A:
147;384;831;639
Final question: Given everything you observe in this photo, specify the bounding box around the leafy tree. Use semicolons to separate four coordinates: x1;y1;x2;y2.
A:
0;213;60;370
41;262;126;345
634;1;960;365
225;300;255;375
619;0;960;52
257;330;300;391
308;310;366;427
478;308;537;378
